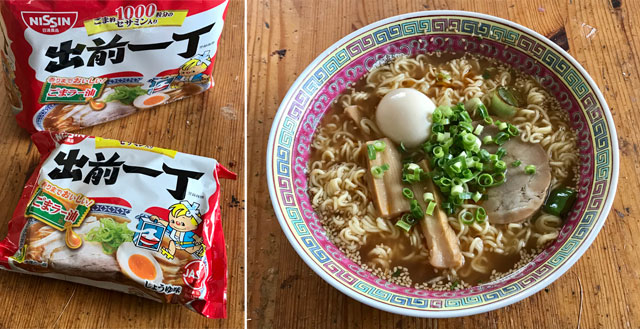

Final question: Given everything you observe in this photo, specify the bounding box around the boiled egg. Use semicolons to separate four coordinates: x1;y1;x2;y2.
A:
375;88;436;148
133;93;169;109
117;242;163;284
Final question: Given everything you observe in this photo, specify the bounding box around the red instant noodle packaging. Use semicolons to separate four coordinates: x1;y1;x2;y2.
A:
0;0;229;132
0;132;236;318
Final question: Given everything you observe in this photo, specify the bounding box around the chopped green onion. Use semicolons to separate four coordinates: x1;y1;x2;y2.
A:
494;132;510;145
85;218;134;254
525;164;536;175
442;137;454;149
448;162;463;174
442;202;453;214
423;192;434;202
459;121;473;133
437;72;451;81
432;109;443;123
492;172;506;185
404;98;527;215
426;201;437;216
459;192;473;200
373;140;386;152
440;105;453;118
475;207;487;223
459;210;474;225
436;132;450;142
367;144;376;160
478;104;489;119
479;149;491;161
478;173;494;187
453;103;465;112
396;214;416;232
459;111;472;122
437;177;452;187
507;124;520;136
371;165;388;178
433;146;445;158
465;157;476;168
451;194;464;206
422;141;434;153
462;134;478;150
402;163;425;184
511;160;522;167
410;199;424;219
451;184;464;196
452;177;464;186
402;188;414;199
398;142;408;153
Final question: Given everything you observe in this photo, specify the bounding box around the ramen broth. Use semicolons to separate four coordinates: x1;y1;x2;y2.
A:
308;53;578;288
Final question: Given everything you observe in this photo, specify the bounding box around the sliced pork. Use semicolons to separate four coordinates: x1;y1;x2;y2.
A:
413;161;464;269
480;124;552;224
366;138;410;219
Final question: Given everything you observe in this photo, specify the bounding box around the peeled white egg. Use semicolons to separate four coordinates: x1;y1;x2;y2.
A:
375;88;436;148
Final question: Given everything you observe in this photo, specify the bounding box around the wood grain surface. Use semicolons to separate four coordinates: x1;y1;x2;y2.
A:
0;1;244;328
247;0;638;328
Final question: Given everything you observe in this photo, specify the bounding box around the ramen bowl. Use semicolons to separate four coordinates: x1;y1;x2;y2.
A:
266;11;618;317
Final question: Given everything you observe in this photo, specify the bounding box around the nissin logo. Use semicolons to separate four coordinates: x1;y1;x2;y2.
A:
21;12;78;35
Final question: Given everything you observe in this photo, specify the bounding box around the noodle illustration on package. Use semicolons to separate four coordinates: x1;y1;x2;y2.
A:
0;0;229;132
0;132;236;318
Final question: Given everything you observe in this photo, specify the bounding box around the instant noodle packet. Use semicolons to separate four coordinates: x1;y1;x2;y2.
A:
0;0;229;132
0;132;236;318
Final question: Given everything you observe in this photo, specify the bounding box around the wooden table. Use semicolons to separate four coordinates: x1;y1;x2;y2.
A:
0;1;244;328
247;0;638;328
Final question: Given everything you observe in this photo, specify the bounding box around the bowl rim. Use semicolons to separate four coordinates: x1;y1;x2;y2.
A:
266;9;619;317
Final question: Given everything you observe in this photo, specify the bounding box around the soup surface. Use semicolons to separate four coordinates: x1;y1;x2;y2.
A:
307;53;579;289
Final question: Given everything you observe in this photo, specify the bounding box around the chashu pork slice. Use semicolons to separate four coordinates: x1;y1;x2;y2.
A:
30;216;121;280
479;124;552;224
412;160;464;269
366;138;410;219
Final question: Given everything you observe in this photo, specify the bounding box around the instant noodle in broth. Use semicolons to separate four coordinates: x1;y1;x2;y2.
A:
308;53;578;289
0;132;236;318
0;0;229;132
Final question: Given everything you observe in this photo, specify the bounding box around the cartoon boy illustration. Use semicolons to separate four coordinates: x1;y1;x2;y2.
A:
150;201;204;260
172;50;211;88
